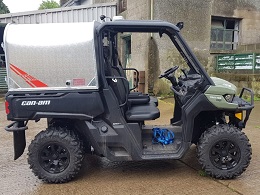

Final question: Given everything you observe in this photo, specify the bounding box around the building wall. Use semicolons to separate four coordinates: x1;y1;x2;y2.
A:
152;0;260;71
210;0;260;95
120;0;152;92
121;0;214;93
153;0;213;93
212;0;260;45
120;0;260;93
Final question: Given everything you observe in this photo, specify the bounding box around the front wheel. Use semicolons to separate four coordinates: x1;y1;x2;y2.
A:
28;127;84;183
197;124;251;179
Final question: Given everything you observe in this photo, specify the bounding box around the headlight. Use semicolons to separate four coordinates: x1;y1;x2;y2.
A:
224;94;234;102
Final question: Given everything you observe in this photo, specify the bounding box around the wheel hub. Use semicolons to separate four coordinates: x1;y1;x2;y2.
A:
52;154;58;159
210;140;241;170
221;150;228;156
53;160;59;166
221;156;229;163
39;143;70;174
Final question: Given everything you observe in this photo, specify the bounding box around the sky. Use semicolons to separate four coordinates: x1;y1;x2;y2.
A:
3;0;60;13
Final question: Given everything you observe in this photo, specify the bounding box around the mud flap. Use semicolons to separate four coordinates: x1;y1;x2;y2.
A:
5;121;28;160
13;130;26;160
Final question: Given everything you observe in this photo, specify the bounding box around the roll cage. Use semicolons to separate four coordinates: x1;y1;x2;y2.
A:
95;20;215;90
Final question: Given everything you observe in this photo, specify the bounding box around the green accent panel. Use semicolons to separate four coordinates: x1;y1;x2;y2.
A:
206;85;236;96
205;94;237;109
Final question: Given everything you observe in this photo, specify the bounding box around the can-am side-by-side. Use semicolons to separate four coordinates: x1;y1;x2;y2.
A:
3;17;254;183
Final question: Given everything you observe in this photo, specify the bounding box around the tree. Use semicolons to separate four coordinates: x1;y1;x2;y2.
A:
60;0;70;6
0;0;10;14
39;0;60;10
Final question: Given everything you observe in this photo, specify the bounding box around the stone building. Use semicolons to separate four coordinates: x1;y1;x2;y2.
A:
65;0;260;95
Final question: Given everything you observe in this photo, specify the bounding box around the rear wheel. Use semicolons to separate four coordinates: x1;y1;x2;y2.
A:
28;127;84;183
197;124;251;179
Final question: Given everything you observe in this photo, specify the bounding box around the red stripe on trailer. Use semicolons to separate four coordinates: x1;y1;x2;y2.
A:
10;64;48;87
10;65;36;87
10;65;35;87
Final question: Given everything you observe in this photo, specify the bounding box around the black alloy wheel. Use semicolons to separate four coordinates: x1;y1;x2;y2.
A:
39;143;70;174
209;140;241;170
28;127;84;183
197;124;251;179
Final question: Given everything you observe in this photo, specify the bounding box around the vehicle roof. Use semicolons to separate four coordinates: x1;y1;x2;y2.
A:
96;20;180;32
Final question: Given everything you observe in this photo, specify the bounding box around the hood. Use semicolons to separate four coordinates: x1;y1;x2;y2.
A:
211;77;237;94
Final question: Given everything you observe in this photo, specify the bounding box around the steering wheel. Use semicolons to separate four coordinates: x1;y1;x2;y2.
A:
159;66;179;79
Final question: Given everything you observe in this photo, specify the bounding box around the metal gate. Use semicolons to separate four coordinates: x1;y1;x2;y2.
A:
0;68;7;92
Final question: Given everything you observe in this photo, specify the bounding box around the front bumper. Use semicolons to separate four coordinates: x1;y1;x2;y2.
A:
232;87;254;128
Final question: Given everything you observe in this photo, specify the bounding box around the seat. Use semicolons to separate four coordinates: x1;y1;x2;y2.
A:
128;92;158;106
112;66;158;106
108;65;160;121
109;75;160;121
103;45;158;106
126;102;160;121
103;45;159;121
128;92;150;105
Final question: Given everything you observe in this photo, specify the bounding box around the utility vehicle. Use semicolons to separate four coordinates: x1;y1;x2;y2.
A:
4;17;254;183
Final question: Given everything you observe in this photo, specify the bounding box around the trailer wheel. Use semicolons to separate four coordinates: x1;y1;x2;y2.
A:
197;124;251;179
28;127;84;183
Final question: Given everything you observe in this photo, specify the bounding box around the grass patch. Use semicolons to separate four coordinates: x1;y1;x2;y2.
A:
241;92;260;101
243;96;260;102
198;170;207;177
253;97;260;101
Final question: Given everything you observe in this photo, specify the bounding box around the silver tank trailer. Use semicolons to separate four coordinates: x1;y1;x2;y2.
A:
3;22;98;91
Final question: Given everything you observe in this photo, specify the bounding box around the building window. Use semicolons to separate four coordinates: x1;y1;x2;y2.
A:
119;0;127;13
210;17;240;50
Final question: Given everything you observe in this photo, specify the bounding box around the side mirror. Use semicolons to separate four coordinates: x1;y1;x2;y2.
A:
100;15;106;22
100;15;112;22
176;22;184;30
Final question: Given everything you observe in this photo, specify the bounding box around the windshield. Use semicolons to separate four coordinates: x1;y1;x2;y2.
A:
169;33;200;74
